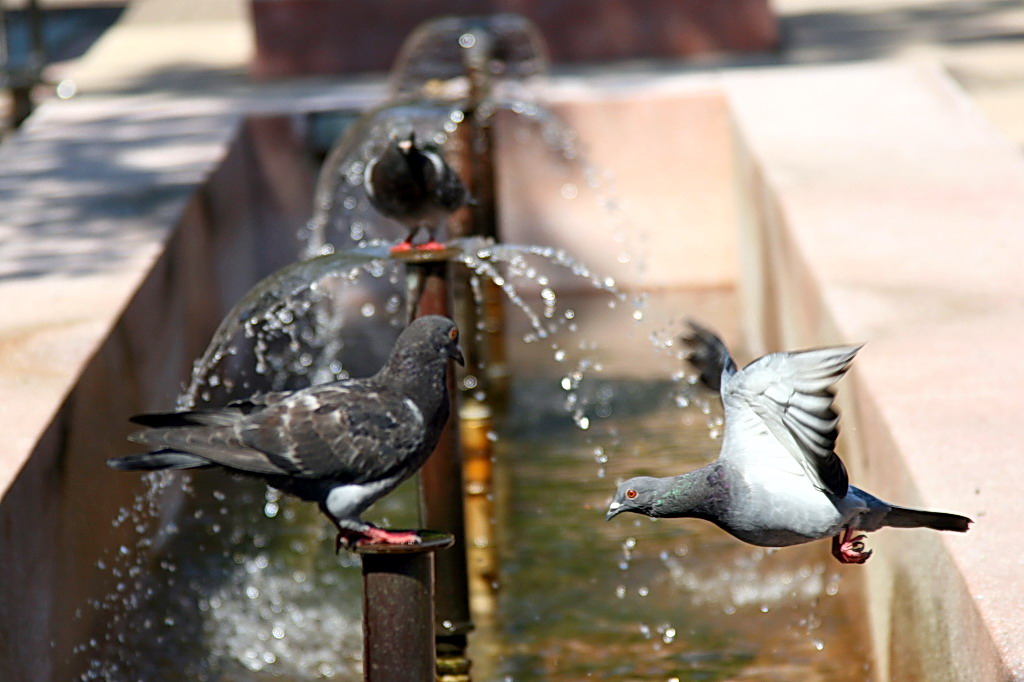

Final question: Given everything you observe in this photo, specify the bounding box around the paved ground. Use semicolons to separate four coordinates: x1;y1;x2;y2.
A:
774;0;1024;145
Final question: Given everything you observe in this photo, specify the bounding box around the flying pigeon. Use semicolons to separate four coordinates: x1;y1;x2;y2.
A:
606;320;971;564
364;131;470;253
108;315;465;550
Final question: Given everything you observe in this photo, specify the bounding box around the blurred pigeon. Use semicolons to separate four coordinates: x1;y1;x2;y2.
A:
607;320;971;564
364;131;470;253
108;315;464;550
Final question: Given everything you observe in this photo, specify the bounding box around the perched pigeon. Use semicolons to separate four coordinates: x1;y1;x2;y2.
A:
607;320;971;564
364;131;470;253
108;315;465;550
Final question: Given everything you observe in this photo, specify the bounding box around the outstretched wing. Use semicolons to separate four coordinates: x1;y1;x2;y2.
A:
721;345;860;497
682;319;738;392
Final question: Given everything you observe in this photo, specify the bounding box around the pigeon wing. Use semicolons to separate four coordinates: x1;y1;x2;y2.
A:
128;404;291;476
238;383;427;484
722;345;861;497
682;319;738;392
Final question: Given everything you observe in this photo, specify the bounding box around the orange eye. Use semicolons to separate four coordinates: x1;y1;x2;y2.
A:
449;327;458;341
626;489;638;499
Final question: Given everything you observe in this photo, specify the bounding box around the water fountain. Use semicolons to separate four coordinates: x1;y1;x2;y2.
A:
64;14;878;682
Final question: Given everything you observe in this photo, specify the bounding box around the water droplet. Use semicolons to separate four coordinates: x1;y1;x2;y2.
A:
458;33;476;48
360;303;375;317
560;183;578;199
56;79;77;99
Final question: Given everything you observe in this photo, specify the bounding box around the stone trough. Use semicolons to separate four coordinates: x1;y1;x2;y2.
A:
1;9;1022;680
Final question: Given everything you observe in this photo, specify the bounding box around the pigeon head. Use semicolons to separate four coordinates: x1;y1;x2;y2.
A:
606;476;664;520
397;131;416;154
386;315;465;372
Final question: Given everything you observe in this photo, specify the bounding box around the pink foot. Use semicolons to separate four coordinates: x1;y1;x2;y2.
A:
831;526;873;564
335;526;422;551
355;527;422;547
416;240;447;251
389;241;414;254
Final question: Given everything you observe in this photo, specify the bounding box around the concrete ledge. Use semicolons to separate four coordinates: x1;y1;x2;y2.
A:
727;61;1024;679
0;88;325;678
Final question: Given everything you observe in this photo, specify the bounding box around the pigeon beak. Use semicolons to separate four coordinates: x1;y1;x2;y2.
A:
451;344;465;367
605;501;623;521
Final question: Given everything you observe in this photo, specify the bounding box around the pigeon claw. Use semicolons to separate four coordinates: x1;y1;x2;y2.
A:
831;527;873;564
335;529;365;554
389;241;414;254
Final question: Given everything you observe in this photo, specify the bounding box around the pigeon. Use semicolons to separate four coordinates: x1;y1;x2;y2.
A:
606;320;971;564
363;131;470;253
108;315;465;550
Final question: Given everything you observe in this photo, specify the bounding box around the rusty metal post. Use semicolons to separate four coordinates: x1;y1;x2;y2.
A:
401;252;473;680
448;78;509;406
358;532;454;682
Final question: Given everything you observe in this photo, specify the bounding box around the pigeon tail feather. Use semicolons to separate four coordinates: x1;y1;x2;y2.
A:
129;410;241;428
884;505;972;532
107;450;212;471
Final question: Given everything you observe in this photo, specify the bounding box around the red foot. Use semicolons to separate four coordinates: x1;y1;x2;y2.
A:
335;526;422;552
355;527;422;547
389;241;414;253
416;240;447;251
831;526;873;564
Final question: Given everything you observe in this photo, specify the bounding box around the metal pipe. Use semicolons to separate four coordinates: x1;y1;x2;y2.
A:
358;532;454;682
450;57;509;406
